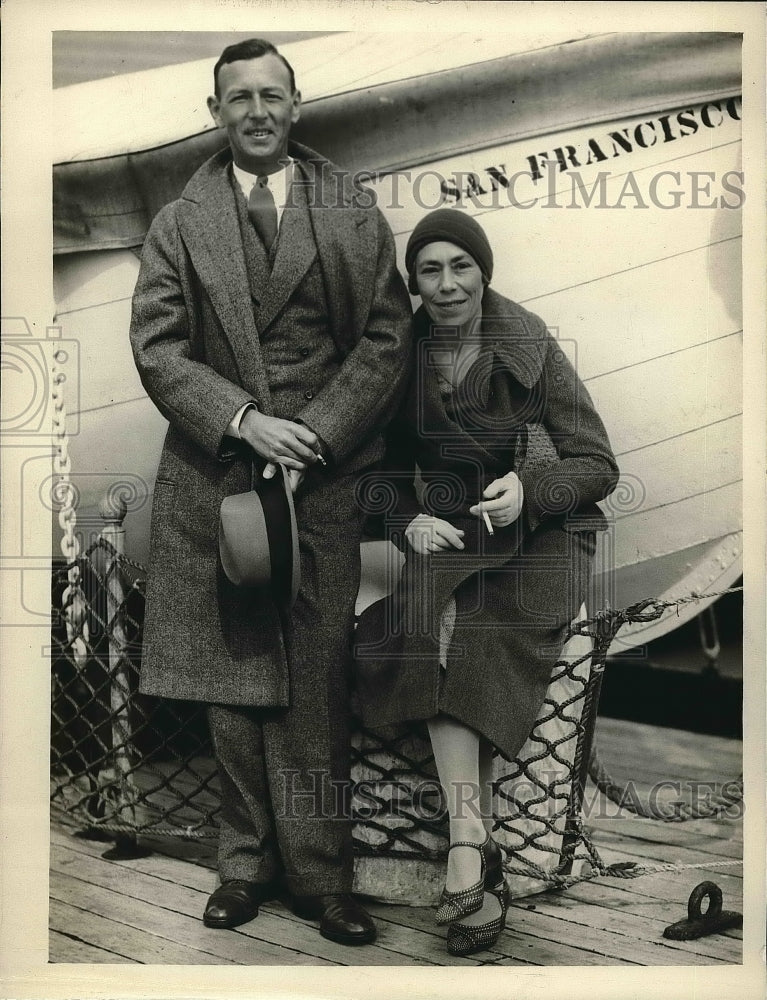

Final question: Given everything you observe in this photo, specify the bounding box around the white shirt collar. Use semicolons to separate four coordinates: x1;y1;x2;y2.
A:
231;159;293;224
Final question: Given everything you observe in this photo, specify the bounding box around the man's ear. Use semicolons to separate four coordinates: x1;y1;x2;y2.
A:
207;95;222;127
291;90;302;125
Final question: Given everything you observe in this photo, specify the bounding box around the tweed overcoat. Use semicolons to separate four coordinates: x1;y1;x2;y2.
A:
130;142;412;705
354;289;619;757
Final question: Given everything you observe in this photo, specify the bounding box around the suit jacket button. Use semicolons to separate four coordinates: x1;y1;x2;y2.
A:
304;390;314;400
299;347;310;357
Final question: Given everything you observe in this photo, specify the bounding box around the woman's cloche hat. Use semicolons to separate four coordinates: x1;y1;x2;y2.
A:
404;208;494;294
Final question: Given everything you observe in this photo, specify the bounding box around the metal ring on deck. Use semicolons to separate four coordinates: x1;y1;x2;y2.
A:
688;880;722;921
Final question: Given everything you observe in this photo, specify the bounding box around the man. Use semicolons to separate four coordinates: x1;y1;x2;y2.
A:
130;38;412;946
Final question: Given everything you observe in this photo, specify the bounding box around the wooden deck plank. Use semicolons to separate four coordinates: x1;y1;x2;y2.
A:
49;826;741;968
582;798;743;843
51;831;502;966
590;719;743;820
50;826;218;887
586;816;742;858
500;903;731;966
586;825;744;870
518;887;741;962
332;864;736;967
570;866;744;918
50;897;227;965
585;811;743;846
49;834;483;966
588;756;742;787
550;881;743;951
134;833;218;869
53;827;685;968
487;908;685;967
582;844;743;910
595;718;741;758
366;902;638;967
234;902;488;966
591;754;743;785
49;927;134;964
49;719;747;967
50;869;335;966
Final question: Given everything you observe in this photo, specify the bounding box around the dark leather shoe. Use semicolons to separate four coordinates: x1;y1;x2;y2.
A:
292;893;377;945
203;878;280;929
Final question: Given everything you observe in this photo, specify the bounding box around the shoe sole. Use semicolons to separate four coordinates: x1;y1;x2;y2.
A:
293;909;377;946
202;911;259;929
319;926;377;946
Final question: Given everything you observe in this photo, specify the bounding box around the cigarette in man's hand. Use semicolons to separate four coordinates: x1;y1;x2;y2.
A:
480;503;494;535
315;451;327;467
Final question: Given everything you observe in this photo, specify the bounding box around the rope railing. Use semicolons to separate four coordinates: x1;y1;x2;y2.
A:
50;524;743;892
588;746;743;824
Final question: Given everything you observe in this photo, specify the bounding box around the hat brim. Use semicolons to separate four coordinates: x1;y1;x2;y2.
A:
219;464;300;608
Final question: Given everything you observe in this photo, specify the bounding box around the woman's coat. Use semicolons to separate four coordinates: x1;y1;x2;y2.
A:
354;288;619;757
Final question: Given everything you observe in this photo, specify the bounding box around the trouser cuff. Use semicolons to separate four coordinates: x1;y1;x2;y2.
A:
284;867;354;897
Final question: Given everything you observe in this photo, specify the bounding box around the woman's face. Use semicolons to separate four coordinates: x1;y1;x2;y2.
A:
414;241;484;329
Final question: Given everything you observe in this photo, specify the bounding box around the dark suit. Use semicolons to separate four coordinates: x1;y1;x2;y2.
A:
130;141;412;892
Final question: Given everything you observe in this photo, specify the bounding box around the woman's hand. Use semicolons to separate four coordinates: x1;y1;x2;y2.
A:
405;514;465;554
469;472;524;528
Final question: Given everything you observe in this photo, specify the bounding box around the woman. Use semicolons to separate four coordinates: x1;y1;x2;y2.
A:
355;210;619;956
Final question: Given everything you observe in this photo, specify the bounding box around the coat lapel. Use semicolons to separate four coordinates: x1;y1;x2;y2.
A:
294;152;376;354
481;288;547;389
172;141;379;406
176;151;275;414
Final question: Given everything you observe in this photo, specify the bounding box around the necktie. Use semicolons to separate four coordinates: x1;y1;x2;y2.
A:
248;175;278;252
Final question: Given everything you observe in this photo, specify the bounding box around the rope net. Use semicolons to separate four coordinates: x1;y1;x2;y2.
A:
50;540;743;894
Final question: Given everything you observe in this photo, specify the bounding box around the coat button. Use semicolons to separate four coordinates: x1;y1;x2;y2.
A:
299;347;310;357
304;390;314;400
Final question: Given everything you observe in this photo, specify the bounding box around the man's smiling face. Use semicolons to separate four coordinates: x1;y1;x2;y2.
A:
207;54;301;173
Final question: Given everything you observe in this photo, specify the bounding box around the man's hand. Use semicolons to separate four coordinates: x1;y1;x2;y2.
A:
238;410;321;479
469;472;524;528
405;514;465;554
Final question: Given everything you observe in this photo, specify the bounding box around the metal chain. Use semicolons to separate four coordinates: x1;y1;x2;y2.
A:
52;349;89;662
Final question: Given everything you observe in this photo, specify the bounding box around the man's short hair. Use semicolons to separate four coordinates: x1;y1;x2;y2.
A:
213;38;297;97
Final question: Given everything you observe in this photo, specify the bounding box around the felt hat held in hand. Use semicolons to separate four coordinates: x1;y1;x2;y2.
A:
219;464;300;608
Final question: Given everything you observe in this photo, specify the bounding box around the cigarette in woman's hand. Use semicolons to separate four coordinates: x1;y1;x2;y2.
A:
480;503;494;535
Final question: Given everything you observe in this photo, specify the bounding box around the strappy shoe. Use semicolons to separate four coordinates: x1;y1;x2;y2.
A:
446;879;510;956
435;834;502;926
